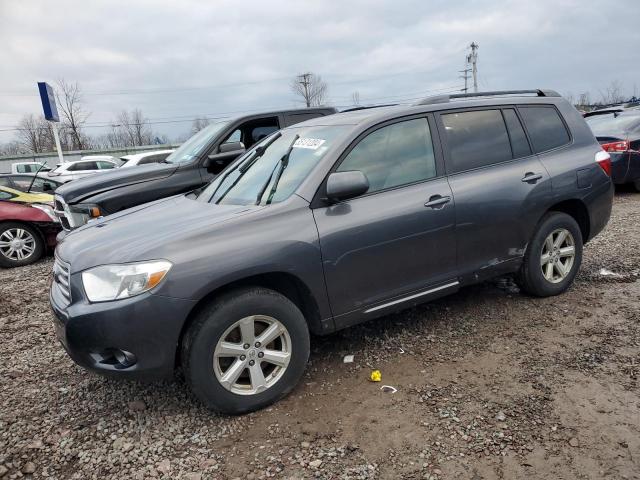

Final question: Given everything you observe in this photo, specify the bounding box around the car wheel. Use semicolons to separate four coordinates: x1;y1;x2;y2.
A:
634;180;640;192
182;287;310;415
516;212;583;297
0;222;44;268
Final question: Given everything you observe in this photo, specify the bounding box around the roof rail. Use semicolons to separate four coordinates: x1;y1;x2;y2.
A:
415;89;561;106
340;104;397;113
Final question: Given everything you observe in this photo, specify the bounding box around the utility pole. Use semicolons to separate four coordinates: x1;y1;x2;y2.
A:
459;68;471;93
298;73;312;107
466;42;479;93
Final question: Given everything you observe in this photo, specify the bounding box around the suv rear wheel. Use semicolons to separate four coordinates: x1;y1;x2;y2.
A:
182;287;310;415
0;222;44;268
517;212;583;297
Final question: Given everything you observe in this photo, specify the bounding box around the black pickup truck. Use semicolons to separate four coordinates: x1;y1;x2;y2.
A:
54;107;336;230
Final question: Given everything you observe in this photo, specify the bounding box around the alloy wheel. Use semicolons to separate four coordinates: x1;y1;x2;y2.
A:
540;228;575;283
0;228;36;261
213;315;292;395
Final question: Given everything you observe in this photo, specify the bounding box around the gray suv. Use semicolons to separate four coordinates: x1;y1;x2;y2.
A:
50;90;614;414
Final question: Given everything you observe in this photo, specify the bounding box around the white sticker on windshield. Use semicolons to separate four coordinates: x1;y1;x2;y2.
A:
293;138;326;150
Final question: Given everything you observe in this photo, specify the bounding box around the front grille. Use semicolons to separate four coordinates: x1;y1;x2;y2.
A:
53;195;71;231
54;195;88;231
53;256;72;306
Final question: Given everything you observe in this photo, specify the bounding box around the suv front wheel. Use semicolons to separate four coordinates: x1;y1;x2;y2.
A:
517;212;583;297
182;287;310;415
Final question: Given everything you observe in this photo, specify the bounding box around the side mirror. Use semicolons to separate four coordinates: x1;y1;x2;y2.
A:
42;183;53;192
203;142;246;174
326;171;369;202
218;141;245;154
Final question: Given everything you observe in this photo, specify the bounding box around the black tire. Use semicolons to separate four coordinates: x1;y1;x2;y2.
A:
516;212;583;297
181;287;310;415
0;222;44;268
633;180;640;192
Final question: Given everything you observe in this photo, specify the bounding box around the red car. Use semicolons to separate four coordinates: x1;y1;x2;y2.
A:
0;201;60;267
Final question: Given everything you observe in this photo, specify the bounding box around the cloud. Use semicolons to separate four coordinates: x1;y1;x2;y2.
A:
0;0;639;143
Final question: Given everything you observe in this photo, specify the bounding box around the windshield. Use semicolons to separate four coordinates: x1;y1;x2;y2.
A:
586;112;640;137
165;121;230;164
196;125;347;206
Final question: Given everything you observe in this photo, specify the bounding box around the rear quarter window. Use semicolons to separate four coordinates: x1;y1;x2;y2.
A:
441;109;512;174
518;106;570;153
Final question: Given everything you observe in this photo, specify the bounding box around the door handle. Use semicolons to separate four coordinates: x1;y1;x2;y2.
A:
424;195;451;208
521;172;543;183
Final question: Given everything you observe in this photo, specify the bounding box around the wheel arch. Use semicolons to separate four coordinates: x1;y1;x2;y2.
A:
176;271;325;368
545;198;590;243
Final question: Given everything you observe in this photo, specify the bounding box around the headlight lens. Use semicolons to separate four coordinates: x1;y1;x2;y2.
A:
81;260;172;302
32;203;59;222
71;203;102;218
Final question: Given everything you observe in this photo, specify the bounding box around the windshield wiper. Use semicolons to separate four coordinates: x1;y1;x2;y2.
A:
256;134;299;205
240;132;282;174
212;132;283;203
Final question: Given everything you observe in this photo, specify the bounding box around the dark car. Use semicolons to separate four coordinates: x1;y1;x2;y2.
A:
584;107;640;190
0;174;63;194
53;108;336;230
0;200;60;267
51;90;613;414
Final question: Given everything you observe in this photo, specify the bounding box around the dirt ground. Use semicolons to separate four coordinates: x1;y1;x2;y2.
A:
1;190;639;480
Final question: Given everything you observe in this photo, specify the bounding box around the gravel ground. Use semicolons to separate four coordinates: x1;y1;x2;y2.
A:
1;190;639;480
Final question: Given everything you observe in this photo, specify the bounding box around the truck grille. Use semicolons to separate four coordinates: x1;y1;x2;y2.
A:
53;256;72;306
54;195;88;231
53;195;71;231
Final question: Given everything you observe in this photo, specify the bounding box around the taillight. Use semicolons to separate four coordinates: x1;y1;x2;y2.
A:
595;150;611;176
600;140;629;152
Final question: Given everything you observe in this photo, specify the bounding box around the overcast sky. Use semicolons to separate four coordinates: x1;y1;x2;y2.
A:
1;0;639;144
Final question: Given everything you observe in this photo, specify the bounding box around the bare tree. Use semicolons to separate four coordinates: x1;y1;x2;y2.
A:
290;72;328;107
578;92;591;108
351;91;361;106
0;141;24;156
113;109;153;147
16;115;41;153
599;80;625;105
55;79;90;150
563;92;575;107
191;116;210;134
14;115;60;153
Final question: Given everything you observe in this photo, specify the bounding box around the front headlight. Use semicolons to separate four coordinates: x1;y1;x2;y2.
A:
81;260;172;302
32;203;59;222
71;203;103;219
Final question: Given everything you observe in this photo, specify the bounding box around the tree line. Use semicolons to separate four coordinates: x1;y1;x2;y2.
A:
2;75;636;156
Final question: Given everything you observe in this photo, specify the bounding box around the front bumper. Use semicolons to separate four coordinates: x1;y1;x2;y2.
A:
50;277;196;381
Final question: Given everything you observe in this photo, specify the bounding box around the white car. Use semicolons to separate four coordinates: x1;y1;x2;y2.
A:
46;158;120;183
119;150;174;168
11;162;51;174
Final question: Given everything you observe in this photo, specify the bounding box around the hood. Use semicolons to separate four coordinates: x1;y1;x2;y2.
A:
56;163;179;204
57;195;260;272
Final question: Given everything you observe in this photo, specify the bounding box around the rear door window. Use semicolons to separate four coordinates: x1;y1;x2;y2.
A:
69;162;97;171
518;106;570;153
441;109;512;174
337;117;437;193
503;109;532;158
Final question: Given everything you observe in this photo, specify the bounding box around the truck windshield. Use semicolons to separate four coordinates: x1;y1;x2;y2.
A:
196;125;346;206
165;121;230;164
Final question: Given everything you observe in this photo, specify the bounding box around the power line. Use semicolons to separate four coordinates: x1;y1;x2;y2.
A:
0;65;469;98
0;85;466;133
